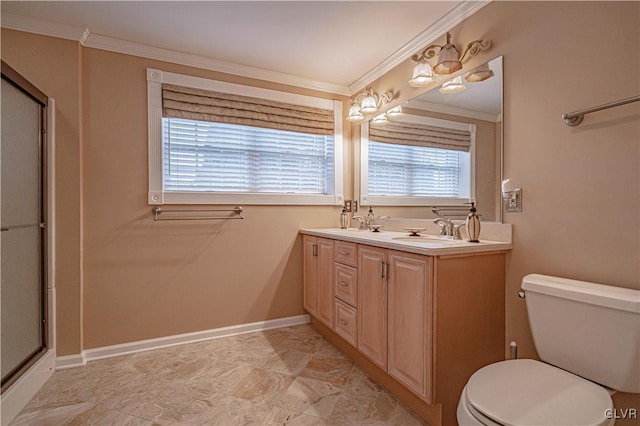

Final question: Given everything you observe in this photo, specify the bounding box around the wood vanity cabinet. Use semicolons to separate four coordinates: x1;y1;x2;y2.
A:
302;232;506;426
358;246;433;401
302;235;334;327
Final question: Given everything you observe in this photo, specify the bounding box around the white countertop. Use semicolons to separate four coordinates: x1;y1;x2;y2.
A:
300;228;512;256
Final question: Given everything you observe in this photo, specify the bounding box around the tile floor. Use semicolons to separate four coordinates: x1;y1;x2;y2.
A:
11;324;428;425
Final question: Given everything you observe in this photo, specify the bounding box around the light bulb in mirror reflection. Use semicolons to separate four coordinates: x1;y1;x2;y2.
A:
439;76;466;94
371;113;389;125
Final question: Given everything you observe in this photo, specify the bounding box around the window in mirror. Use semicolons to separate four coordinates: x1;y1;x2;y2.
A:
361;115;475;206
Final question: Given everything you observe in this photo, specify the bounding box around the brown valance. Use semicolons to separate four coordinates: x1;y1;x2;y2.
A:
370;121;471;152
162;84;334;136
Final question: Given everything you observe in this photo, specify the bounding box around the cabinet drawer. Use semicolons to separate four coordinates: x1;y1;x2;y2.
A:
335;263;357;307
335;241;357;267
334;300;357;347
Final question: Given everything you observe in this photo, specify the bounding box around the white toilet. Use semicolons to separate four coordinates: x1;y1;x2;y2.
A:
457;273;640;425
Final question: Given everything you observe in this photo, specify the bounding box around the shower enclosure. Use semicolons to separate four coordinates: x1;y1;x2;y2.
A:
1;61;49;392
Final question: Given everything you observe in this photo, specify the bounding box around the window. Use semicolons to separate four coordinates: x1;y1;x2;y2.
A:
162;118;334;194
360;115;475;206
147;69;343;205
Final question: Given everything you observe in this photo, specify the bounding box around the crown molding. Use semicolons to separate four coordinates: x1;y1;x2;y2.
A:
348;0;491;94
1;12;350;96
1;12;89;42
407;99;501;123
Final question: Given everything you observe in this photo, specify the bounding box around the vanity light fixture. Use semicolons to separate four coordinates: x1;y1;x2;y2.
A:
346;86;394;123
371;113;390;125
409;32;492;87
465;62;494;82
346;104;365;123
408;62;435;87
439;76;466;94
370;106;403;125
385;105;403;119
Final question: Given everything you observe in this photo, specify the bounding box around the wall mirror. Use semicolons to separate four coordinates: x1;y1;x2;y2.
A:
358;56;503;222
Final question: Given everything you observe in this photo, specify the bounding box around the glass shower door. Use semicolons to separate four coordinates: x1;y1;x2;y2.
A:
1;67;47;391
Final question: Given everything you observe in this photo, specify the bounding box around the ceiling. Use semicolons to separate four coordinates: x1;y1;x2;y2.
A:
1;1;477;93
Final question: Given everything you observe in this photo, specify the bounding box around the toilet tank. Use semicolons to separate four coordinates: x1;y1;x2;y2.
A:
522;274;640;393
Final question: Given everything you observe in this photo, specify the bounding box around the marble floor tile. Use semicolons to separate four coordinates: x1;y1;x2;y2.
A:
231;367;295;403
261;349;313;376
271;376;342;417
10;324;428;425
298;357;354;387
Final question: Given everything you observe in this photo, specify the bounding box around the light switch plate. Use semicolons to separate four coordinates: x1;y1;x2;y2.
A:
505;189;522;212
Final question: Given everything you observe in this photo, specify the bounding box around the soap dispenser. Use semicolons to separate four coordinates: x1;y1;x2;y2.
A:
465;202;480;243
340;207;349;229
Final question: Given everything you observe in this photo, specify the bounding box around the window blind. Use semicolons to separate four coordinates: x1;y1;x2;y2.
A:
162;117;334;194
368;140;462;197
162;84;334;136
369;121;471;152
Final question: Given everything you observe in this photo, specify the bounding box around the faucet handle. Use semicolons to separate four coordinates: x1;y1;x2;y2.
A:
452;222;466;240
433;218;450;235
352;215;366;230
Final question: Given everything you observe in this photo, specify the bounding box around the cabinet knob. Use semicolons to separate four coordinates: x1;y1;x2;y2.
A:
338;319;348;325
338;281;349;287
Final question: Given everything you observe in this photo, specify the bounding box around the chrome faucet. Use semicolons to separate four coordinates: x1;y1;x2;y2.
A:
434;218;453;237
452;222;465;240
434;218;465;240
352;215;366;230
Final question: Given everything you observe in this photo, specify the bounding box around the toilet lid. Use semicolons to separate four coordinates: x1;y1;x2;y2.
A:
466;359;613;426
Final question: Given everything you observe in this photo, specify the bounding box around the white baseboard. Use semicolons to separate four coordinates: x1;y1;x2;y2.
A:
55;352;86;370
56;314;310;368
1;349;56;425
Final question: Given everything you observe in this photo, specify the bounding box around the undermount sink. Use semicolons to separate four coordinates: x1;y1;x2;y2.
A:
392;236;464;244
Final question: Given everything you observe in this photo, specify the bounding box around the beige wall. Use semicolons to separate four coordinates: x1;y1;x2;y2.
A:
2;30;84;355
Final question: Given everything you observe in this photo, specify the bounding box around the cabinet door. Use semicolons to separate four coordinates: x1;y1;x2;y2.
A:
316;238;335;327
387;250;433;402
302;235;318;316
357;245;387;370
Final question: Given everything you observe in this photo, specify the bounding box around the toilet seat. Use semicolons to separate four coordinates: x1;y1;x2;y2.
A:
464;359;614;426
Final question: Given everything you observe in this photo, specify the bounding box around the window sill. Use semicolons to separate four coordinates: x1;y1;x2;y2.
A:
149;191;343;206
361;195;470;207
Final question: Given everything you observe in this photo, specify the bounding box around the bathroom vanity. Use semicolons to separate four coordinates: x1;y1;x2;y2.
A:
300;228;511;426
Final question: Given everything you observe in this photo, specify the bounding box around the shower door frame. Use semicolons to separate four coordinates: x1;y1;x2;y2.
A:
1;60;49;393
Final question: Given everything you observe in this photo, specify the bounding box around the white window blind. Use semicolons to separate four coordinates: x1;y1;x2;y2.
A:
162;117;334;194
368;141;464;197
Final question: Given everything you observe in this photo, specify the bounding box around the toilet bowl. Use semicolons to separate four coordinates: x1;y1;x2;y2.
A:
456;359;614;426
457;274;640;426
